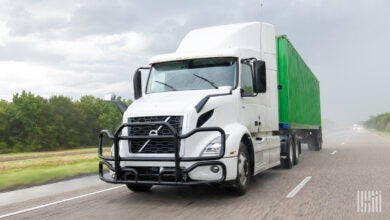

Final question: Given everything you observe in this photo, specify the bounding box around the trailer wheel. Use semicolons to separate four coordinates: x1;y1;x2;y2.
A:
226;142;250;196
126;184;153;192
293;136;300;165
280;136;293;169
317;138;322;150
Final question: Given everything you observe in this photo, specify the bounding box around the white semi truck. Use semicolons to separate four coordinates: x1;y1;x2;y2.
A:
99;22;322;195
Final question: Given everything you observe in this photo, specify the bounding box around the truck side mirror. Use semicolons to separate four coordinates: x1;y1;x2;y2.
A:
133;70;142;100
104;93;116;101
103;93;127;115
253;60;266;93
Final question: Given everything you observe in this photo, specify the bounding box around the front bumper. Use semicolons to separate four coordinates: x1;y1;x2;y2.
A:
98;122;228;185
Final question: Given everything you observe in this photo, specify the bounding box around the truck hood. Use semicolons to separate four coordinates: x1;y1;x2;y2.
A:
125;89;226;118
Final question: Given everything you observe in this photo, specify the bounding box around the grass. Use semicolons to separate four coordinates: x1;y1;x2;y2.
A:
379;131;390;136
0;147;110;191
375;131;390;140
0;147;106;161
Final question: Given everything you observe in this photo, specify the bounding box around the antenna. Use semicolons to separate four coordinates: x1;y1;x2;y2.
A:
260;0;264;18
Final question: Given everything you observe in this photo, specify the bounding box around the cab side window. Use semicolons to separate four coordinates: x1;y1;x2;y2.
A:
241;64;254;96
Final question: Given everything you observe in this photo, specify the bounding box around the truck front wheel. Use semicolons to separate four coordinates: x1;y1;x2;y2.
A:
226;142;250;196
126;184;153;192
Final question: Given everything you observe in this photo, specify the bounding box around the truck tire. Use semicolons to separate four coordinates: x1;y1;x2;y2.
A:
126;184;153;192
318;138;322;150
280;136;293;169
293;136;300;165
226;142;250;196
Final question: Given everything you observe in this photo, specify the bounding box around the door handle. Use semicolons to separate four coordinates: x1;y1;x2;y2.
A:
256;137;265;143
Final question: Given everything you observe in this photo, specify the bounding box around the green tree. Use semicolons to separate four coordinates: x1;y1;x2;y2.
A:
5;91;51;151
364;112;390;132
48;96;81;148
0;92;130;153
0;100;9;152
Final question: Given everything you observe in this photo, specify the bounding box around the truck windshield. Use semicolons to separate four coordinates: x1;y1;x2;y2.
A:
146;57;237;93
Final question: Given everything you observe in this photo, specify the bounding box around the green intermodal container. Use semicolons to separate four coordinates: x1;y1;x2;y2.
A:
276;35;321;130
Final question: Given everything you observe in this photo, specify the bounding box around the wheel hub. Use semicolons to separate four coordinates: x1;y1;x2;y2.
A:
238;152;249;185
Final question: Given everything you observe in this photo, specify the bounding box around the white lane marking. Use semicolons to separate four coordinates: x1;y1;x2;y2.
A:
286;176;312;198
0;185;124;219
331;150;337;155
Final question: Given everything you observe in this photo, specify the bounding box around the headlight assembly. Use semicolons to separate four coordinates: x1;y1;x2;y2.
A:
201;135;229;157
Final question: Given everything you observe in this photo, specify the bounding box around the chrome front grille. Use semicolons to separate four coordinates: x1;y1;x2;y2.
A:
128;116;183;153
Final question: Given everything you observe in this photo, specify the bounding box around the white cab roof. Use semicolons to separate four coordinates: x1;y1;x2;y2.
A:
149;22;275;64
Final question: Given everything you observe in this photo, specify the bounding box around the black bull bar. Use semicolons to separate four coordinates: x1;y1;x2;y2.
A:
98;122;227;185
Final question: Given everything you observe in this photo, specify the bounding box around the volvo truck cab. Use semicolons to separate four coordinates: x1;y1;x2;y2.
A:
98;22;319;195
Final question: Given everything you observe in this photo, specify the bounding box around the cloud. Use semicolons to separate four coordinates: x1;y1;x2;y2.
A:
7;6;68;36
0;60;133;101
0;21;10;46
68;0;138;36
0;0;389;123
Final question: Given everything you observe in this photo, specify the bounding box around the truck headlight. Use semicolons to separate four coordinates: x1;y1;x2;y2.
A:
201;135;228;157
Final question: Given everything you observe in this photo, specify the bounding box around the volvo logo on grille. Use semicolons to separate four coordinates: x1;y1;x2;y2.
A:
149;129;158;136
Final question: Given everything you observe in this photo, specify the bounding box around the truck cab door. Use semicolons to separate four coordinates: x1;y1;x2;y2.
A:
239;63;269;166
239;64;261;132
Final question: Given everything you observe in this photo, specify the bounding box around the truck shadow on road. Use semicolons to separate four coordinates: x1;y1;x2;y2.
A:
115;170;284;207
110;149;319;208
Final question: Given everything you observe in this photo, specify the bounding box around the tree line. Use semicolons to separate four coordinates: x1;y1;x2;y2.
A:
0;91;131;153
364;112;390;132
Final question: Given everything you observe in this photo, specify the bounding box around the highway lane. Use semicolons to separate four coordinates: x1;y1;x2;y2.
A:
1;128;389;219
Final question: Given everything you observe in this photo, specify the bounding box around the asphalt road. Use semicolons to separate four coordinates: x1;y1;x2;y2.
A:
1;127;389;219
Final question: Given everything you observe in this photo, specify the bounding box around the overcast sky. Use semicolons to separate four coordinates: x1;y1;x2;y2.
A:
0;0;389;123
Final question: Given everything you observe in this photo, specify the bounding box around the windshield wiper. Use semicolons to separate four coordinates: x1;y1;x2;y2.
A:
154;80;177;91
192;74;218;89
